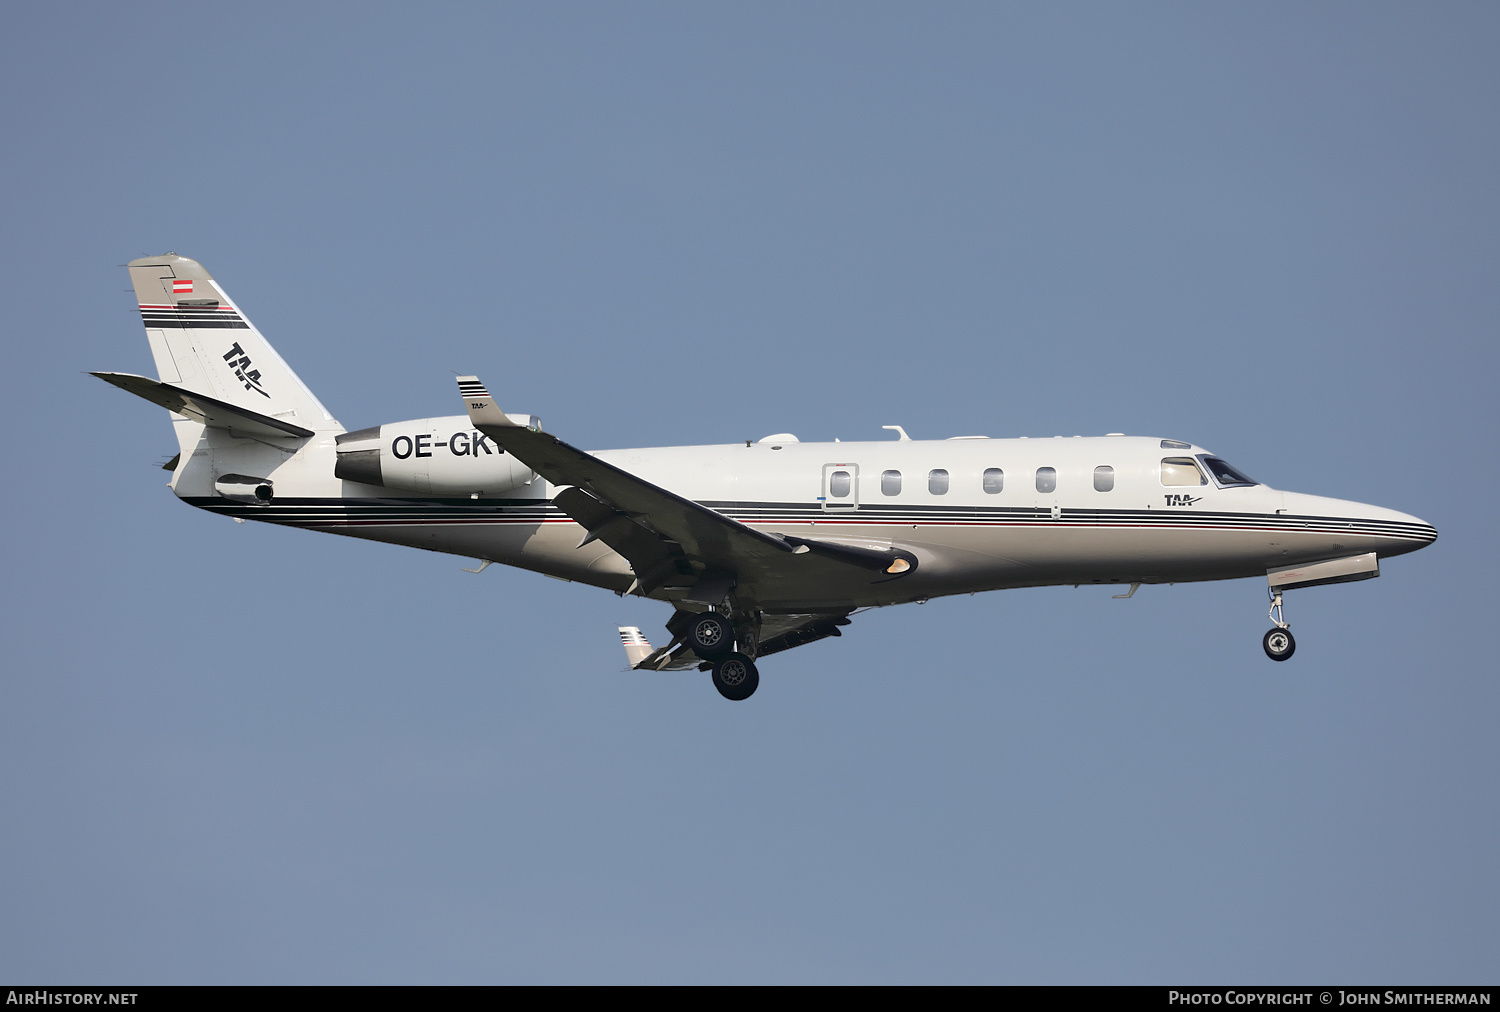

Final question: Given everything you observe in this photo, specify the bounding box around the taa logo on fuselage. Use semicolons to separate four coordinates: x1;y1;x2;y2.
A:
1165;494;1203;507
222;341;269;397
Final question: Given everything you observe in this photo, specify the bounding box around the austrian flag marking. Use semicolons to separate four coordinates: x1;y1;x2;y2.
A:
171;279;193;294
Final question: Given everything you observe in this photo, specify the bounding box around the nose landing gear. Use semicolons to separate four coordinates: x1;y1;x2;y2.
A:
1263;626;1296;661
1263;589;1296;661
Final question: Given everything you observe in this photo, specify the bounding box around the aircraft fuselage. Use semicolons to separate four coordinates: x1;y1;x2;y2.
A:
180;432;1436;613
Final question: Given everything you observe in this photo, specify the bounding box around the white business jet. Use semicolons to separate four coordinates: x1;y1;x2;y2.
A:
96;254;1437;700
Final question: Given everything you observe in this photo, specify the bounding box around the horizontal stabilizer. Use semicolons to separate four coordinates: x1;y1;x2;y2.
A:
92;371;315;438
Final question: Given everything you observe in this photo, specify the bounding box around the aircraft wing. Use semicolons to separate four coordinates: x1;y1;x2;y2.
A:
456;376;914;599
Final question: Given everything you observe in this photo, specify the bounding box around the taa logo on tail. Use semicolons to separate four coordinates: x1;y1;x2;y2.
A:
222;342;269;397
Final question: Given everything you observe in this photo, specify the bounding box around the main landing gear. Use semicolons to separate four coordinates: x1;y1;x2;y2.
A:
680;609;760;700
1263;589;1296;662
711;653;760;701
684;612;733;659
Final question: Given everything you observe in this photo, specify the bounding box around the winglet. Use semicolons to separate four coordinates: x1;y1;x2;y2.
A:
618;626;655;668
456;375;518;429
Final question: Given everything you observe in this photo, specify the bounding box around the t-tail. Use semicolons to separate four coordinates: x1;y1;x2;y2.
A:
93;253;343;501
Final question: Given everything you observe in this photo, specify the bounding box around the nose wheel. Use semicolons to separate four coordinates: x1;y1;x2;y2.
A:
1262;589;1295;661
1262;626;1296;661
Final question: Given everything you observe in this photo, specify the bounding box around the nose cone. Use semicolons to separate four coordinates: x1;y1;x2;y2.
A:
1376;507;1438;557
1280;492;1437;558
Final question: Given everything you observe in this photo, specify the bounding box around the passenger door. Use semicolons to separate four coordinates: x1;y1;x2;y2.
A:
820;463;860;511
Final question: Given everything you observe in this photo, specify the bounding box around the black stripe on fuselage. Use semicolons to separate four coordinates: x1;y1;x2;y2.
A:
183;497;558;528
180;496;1437;543
702;501;1437;542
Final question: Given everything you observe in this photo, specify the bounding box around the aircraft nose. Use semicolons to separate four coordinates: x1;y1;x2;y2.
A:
1390;509;1438;549
1347;502;1437;557
1281;492;1437;557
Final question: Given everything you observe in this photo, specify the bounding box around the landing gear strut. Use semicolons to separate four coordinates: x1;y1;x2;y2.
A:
1263;589;1296;661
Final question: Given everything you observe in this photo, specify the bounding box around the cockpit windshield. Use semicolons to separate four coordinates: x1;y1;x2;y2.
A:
1198;455;1257;488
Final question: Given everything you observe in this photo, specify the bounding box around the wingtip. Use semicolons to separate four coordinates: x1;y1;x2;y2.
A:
618;625;655;668
456;375;491;398
456;374;516;427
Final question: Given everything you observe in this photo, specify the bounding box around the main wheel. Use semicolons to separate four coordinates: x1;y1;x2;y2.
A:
1263;627;1296;662
686;612;733;659
711;653;759;701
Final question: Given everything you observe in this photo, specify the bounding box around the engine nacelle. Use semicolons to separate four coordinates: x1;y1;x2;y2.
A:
334;414;538;496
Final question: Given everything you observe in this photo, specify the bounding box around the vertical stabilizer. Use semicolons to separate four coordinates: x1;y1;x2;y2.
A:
126;254;339;433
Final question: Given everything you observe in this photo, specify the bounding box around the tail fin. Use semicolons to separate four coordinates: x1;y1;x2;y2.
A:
126;253;339;433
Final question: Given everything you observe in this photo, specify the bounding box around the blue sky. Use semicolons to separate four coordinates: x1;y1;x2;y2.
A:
1;2;1495;983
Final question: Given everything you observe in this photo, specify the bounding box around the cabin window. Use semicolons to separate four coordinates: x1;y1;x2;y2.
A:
881;470;902;495
1093;465;1115;492
829;470;852;498
928;469;949;495
983;467;1004;494
1035;467;1057;493
1161;457;1207;486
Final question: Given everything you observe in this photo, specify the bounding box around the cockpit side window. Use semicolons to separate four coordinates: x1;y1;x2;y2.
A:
1198;455;1257;488
1160;457;1207;486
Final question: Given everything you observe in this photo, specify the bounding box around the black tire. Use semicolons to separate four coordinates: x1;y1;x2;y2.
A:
712;653;759;701
1263;627;1296;662
686;612;733;659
